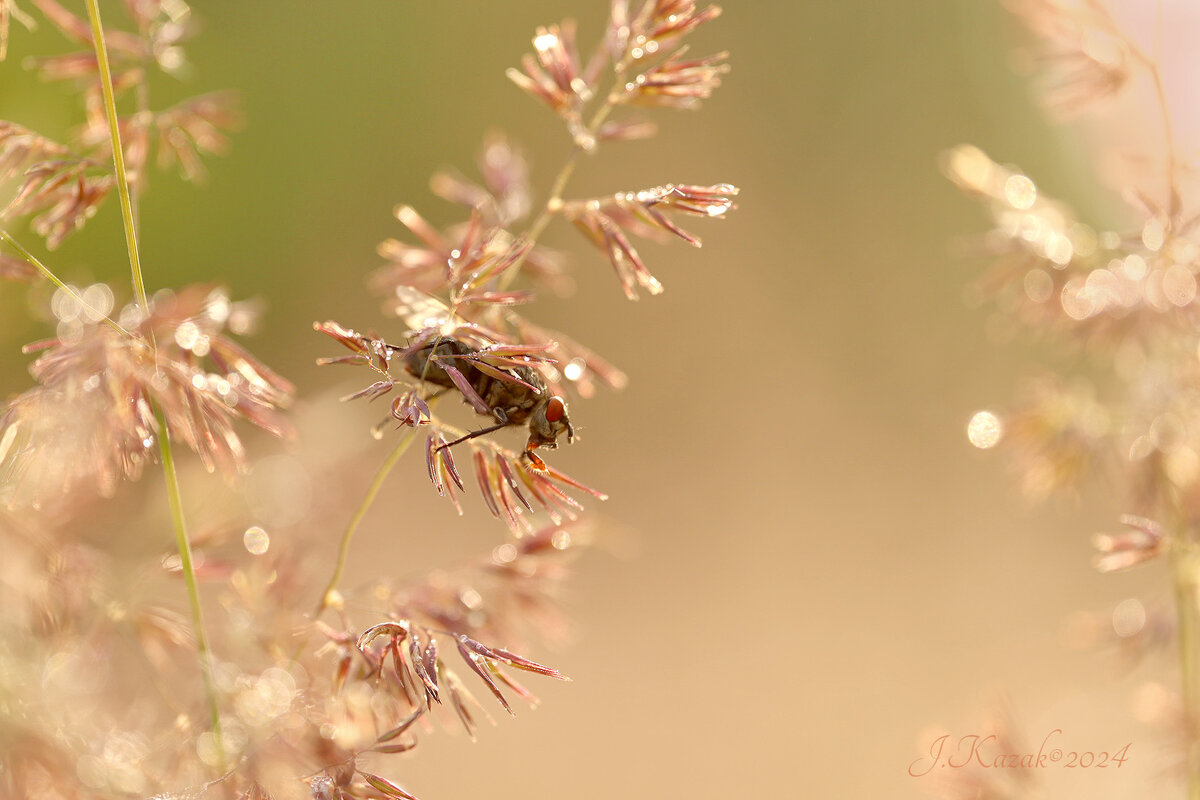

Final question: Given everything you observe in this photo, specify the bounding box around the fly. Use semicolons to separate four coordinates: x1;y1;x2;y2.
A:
398;336;574;457
388;287;574;459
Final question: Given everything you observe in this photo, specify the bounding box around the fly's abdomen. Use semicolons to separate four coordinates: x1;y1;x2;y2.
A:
402;338;473;389
404;337;546;426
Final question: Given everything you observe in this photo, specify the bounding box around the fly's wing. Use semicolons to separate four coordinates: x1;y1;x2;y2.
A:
507;313;627;399
388;285;456;336
387;285;511;351
384;287;460;388
386;286;506;413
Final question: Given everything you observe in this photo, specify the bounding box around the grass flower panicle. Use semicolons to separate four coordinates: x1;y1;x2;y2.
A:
0;285;293;510
1007;0;1136;117
326;0;738;498
0;0;238;249
948;2;1200;794
0;1;737;798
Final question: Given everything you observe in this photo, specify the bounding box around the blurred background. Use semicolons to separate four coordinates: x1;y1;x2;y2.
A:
0;1;1181;797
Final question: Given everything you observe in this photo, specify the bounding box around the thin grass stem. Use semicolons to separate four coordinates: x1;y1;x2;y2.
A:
1173;546;1200;800
500;62;631;290
156;402;226;770
83;0;147;310
314;427;421;620
0;230;131;337
317;59;633;615
84;0;225;767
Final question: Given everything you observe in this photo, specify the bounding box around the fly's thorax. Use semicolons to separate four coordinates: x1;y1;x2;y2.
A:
402;338;471;389
471;363;543;421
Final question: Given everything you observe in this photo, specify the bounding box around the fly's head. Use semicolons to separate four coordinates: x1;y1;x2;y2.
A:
525;395;574;454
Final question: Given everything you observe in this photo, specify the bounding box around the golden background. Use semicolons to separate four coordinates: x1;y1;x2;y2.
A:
0;1;1170;797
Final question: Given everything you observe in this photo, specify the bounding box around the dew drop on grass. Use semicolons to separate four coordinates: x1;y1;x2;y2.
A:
243;525;270;555
967;410;1003;449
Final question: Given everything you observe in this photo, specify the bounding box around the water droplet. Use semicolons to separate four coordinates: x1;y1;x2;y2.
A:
1044;232;1074;265
196;731;225;767
55;317;83;343
967;411;1003;449
944;145;993;193
533;31;560;50
1023;269;1053;303
312;777;338;800
1167;447;1200;486
207;293;231;325
1004;174;1037;210
1162;264;1196;306
119;303;147;329
158;46;185;72
1069;223;1097;257
1112;598;1146;638
175;321;201;350
52;285;82;321
81;283;114;322
1121;253;1148;280
243;526;270;555
1143;218;1166;251
563;358;586;381
459;588;483;609
1060;278;1095;320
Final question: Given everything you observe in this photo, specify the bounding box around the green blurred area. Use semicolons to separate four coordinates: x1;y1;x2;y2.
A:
1;0;1068;394
0;3;1152;799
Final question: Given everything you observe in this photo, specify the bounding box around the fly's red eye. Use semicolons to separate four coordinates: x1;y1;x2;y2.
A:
546;396;566;423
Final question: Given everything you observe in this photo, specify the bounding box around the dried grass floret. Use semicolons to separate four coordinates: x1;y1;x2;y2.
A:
1007;0;1134;115
981;376;1109;501
563;183;739;298
0;1;35;61
345;616;566;738
0;252;36;280
621;47;729;110
27;0;192;79
153;91;241;182
944;144;1200;345
430;132;530;228
1;1;235;247
1093;514;1165;573
0;121;70;183
4;158;114;249
637;0;722;48
0;285;293;509
506;22;590;119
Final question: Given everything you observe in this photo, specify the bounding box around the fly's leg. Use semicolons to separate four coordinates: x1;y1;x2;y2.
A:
435;408;511;452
